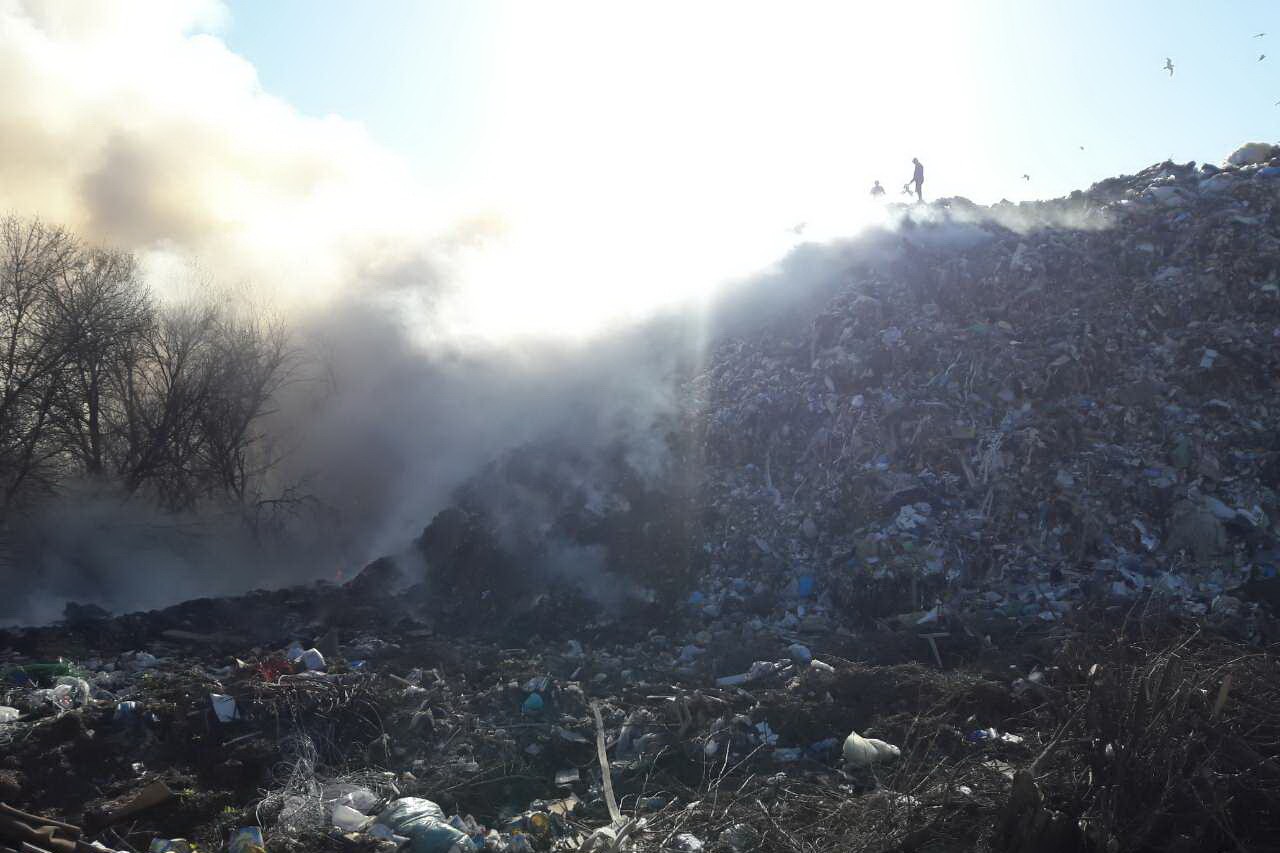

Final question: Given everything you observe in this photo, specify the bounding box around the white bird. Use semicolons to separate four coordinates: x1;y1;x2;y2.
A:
1163;57;1175;76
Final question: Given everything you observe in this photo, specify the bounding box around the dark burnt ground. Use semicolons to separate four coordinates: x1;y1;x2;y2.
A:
2;579;1278;853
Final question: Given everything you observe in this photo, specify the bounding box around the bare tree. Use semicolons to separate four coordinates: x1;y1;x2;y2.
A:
103;300;298;510
199;310;297;501
0;218;79;508
105;302;218;508
1;215;301;520
48;247;153;477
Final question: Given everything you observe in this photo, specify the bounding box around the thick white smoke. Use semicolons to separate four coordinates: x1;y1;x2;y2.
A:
0;0;458;309
0;0;1116;624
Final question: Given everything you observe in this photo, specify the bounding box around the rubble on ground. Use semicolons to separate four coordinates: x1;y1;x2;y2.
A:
3;575;1278;851
3;143;1280;852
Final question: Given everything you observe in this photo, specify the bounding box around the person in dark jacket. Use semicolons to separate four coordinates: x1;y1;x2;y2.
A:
908;158;924;202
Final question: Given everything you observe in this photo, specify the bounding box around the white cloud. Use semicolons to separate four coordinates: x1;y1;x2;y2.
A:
0;0;440;306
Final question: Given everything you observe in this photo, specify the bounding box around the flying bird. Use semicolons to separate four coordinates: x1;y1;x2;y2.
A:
1079;145;1085;150
790;222;807;235
1022;174;1031;181
1163;57;1175;76
1260;54;1267;62
1255;32;1266;38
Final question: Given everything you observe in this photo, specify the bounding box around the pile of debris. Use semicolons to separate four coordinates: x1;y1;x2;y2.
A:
691;141;1280;644
1;142;1280;853
3;568;1279;851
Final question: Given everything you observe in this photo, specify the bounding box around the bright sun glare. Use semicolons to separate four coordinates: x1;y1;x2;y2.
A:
436;1;971;340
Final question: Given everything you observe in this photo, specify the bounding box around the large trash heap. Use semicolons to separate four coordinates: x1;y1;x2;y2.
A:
2;143;1280;853
692;143;1280;638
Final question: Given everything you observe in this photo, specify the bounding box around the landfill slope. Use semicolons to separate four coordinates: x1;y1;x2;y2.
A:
1;143;1280;853
691;146;1280;635
425;141;1280;637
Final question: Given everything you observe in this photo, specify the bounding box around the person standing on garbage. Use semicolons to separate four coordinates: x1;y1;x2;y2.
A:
907;157;925;202
870;180;886;198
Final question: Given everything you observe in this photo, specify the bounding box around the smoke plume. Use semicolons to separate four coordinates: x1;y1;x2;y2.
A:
0;1;1114;624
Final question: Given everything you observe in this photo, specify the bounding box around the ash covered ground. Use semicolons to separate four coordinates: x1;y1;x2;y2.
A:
4;144;1280;853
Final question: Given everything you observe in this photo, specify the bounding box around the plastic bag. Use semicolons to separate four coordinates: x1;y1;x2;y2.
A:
332;803;371;832
376;798;476;853
51;676;91;709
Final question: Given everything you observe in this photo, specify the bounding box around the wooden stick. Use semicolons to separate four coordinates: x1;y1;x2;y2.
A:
591;702;623;827
0;806;79;837
918;633;949;669
1211;673;1233;721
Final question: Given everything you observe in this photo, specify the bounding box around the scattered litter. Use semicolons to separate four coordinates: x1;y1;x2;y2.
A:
376;798;476;853
210;693;240;723
297;648;326;672
843;730;902;768
228;827;266;853
719;823;759;853
331;803;372;832
786;643;813;664
669;833;705;852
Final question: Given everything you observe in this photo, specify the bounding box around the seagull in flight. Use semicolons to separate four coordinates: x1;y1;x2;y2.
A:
1022;174;1031;181
1163;57;1175;76
1260;54;1268;62
1255;32;1266;38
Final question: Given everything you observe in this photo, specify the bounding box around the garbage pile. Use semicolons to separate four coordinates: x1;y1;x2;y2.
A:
1;143;1279;853
691;140;1280;644
0;586;920;853
4;564;1279;852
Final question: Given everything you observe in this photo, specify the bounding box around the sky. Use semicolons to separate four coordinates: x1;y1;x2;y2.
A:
223;0;1278;203
2;0;1277;340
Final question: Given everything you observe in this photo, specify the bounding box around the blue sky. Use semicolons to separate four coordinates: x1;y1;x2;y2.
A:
225;0;1279;206
225;0;499;191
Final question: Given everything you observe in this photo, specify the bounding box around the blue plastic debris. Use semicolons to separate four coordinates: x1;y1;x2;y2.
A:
808;737;839;756
227;827;265;853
